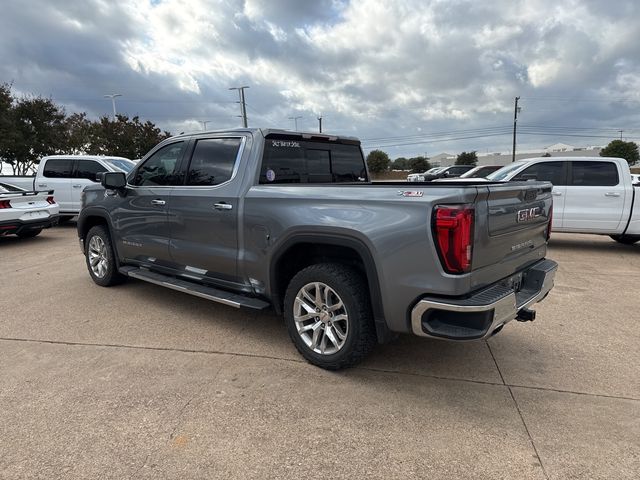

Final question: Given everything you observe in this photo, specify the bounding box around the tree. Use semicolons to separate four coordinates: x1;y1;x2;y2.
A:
392;157;409;170
456;151;478;166
600;140;639;166
408;156;431;173
64;112;94;155
366;149;391;174
88;115;171;159
2;94;67;174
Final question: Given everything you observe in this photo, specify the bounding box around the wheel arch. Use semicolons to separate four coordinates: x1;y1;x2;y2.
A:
269;233;392;343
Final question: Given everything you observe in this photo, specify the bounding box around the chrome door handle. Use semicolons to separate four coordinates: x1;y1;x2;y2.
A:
214;203;233;210
151;199;166;206
604;192;621;197
552;191;562;196
37;184;47;188
73;184;83;188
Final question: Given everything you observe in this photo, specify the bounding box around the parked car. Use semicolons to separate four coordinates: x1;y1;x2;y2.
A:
487;157;640;244
422;165;475;181
407;167;445;182
1;156;135;222
0;182;59;237
631;173;640;185
78;128;557;369
434;165;503;181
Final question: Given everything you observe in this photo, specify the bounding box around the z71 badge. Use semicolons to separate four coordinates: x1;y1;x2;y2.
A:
517;207;540;223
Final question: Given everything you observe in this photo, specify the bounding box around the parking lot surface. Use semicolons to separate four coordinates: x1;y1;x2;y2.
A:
1;225;638;479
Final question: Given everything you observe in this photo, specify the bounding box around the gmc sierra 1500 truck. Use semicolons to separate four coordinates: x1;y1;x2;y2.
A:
77;129;557;369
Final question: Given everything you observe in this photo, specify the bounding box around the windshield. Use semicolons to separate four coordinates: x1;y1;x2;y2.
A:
426;167;444;174
486;162;526;181
105;158;135;173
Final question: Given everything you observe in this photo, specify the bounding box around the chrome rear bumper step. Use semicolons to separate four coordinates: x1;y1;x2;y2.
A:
119;266;270;310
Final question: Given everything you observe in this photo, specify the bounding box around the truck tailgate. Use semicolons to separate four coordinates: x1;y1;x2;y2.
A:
470;181;553;288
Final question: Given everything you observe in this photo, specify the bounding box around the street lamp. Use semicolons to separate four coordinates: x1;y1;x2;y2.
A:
104;94;122;120
288;116;302;131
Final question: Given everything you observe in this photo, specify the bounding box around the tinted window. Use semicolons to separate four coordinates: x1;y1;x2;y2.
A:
75;160;107;182
186;138;241;186
448;166;473;175
260;139;367;184
43;159;74;178
571;161;619;186
513;161;567;185
132;142;185;186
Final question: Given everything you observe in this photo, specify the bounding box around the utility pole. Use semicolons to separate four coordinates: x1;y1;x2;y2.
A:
288;116;302;131
104;93;122;120
317;114;323;133
201;120;213;130
229;86;249;127
619;129;624;140
511;96;521;163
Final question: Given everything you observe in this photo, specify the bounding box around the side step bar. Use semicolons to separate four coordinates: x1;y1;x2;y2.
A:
119;267;270;311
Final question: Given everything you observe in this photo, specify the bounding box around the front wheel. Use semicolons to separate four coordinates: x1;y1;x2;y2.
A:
284;263;376;370
610;234;640;245
85;225;126;286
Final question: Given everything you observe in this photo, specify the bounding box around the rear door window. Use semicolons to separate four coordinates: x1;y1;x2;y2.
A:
75;160;108;182
570;161;619;186
185;138;242;186
260;139;367;184
43;159;74;178
512;161;568;185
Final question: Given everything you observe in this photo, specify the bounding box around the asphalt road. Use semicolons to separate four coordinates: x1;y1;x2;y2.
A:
1;225;638;479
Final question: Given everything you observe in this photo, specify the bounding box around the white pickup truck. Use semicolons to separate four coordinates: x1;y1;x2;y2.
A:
1;155;135;221
486;156;640;244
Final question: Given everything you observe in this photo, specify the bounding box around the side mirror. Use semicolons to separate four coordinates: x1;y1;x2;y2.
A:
101;171;126;189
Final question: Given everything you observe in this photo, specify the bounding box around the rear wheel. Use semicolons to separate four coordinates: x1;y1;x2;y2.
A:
284;263;376;370
610;234;640;245
85;225;126;286
17;229;42;238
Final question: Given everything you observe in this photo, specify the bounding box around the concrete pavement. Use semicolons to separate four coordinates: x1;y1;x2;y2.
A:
0;225;638;479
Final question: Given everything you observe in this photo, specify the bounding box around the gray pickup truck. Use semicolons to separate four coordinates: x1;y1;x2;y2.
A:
77;128;557;369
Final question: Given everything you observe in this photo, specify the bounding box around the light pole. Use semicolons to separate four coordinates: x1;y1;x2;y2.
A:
201;120;214;130
104;94;122;120
511;96;521;162
288;116;302;131
229;86;249;127
317;113;323;133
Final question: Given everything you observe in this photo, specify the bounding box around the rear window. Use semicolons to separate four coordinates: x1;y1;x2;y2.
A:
75;160;107;182
259;139;367;184
186;138;241;186
43;159;74;178
570;161;619;186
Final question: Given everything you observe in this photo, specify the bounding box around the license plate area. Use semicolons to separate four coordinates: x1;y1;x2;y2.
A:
502;272;524;293
19;210;48;221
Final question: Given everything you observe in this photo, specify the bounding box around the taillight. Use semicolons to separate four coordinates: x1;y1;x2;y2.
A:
46;196;56;205
546;205;553;241
0;200;11;209
433;205;474;274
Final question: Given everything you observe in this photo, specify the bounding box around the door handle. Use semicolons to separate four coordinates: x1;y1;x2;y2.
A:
150;199;166;206
552;191;562;196
37;184;47;188
604;192;621;197
214;202;233;210
73;184;83;188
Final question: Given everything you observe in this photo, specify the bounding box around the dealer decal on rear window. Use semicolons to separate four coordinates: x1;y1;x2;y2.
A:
271;140;300;148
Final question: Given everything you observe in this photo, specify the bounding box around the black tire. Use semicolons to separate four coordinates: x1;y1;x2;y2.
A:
284;263;376;370
17;229;42;238
85;225;126;287
58;215;75;224
610;234;640;245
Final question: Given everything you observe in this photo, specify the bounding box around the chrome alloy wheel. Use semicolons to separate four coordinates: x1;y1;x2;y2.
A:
88;235;108;278
294;282;349;355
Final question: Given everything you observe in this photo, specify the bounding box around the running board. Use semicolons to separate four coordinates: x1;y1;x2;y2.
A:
119;266;270;310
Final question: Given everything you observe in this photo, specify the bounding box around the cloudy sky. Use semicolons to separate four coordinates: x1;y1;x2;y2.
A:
3;0;640;158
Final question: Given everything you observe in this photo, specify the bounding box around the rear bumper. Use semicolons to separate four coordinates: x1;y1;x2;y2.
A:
410;259;558;340
0;215;59;235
